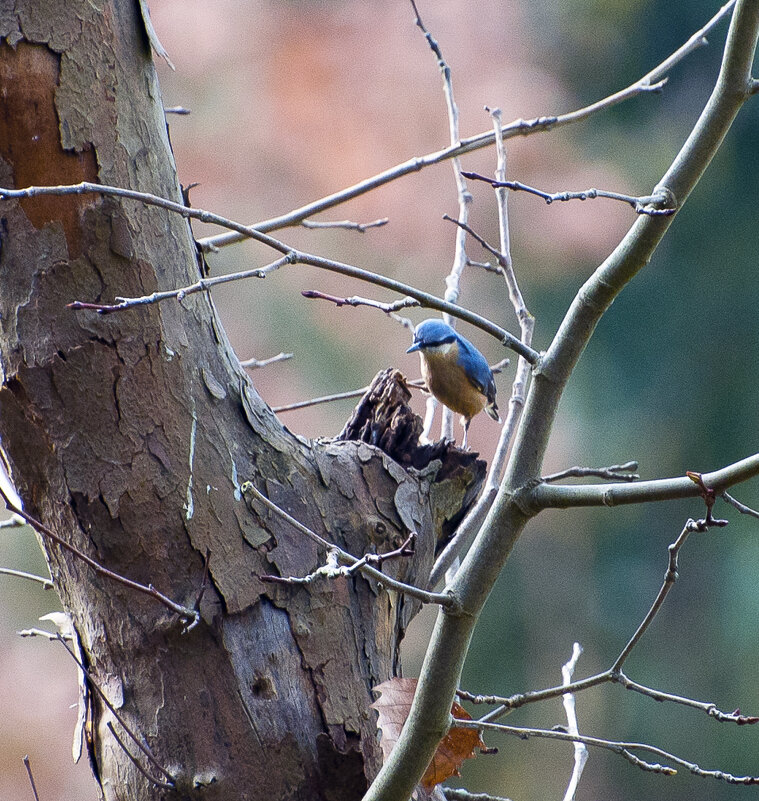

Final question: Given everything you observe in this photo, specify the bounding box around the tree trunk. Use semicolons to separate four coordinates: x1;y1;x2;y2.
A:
0;3;481;799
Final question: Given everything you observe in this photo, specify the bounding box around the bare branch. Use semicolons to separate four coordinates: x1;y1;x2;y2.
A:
241;482;457;609
0;486;199;630
612;516;708;671
0;179;536;362
301;289;419;314
0;513;26;529
459;717;759;784
531;452;759;510
23;756;41;801
239;352;293;369
442;791;514;801
541;461;640;483
106;722;175;791
198;2;735;250
464;510;754;731
67;257;291;313
273;360;508;415
461;172;674;216
721;490;759;518
0;567;53;589
410;0;473;441
430;109;534;586
614;673;759;724
301;217;388;232
25;632;177;786
561;643;588;801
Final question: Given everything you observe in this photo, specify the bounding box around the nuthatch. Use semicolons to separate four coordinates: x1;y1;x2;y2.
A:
407;318;500;447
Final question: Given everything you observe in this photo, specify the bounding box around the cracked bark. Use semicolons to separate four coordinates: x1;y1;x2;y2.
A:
0;3;484;799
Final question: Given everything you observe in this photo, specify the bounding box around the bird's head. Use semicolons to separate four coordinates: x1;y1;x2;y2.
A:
406;319;457;355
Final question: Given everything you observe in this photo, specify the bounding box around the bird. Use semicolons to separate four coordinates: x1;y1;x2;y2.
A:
407;318;500;447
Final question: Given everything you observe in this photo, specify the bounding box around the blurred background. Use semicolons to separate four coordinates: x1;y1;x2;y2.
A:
2;0;758;799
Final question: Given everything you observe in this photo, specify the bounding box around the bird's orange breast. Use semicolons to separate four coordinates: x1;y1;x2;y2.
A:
420;349;488;420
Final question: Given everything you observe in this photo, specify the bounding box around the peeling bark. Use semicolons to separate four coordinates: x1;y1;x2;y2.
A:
0;3;484;799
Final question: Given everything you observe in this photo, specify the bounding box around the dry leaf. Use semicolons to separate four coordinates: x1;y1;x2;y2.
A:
371;677;486;789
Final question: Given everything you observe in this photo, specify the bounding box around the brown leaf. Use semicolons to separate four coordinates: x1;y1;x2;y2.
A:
371;677;486;789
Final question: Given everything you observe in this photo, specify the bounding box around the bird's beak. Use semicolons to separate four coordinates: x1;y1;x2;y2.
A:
406;342;421;354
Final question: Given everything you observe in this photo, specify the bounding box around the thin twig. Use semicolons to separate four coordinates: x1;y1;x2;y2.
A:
561;643;588;801
542;461;640;483
106;722;175;790
461;172;674;216
239;352;293;369
429;109;535;587
614;673;759;724
0;513;26;528
52;635;176;786
721;490;759;518
1;180;537;362
301;217;388;232
67;256;291;313
272;360;508;414
198;2;734;250
301;289;420;314
612;515;715;670
0;486;199;630
410;0;472;441
442;791;514;801
531;452;759;510
23;756;41;801
0;566;54;589
467;511;752;729
262;536;416;586
242;483;456;608
458;717;759;784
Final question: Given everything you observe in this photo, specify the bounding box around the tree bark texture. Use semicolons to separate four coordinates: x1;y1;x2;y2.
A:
0;3;483;799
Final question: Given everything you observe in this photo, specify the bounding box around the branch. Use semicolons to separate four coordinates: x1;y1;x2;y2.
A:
458;718;759;785
410;0;474;442
21;629;176;786
429;108;535;586
198;1;735;250
541;461;640;482
721;489;759;518
461;172;674;216
561;643;588;801
241;482;457;609
0;566;54;589
301;289;419;314
273;360;510;414
530;452;759;510
371;2;759;792
461;512;754;729
239;351;293;369
0;486;200;630
300;217;388;232
22;756;41;801
1;181;536;362
106;722;174;791
442;792;513;801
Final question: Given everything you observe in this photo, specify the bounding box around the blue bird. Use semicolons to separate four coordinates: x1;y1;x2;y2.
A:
407;318;500;447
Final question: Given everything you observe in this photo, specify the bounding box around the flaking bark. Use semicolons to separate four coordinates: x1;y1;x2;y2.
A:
0;3;484;799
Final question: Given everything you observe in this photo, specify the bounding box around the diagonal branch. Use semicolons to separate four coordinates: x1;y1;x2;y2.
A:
364;4;759;799
0;486;200;630
0;180;537;363
530;452;759;510
198;1;735;250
